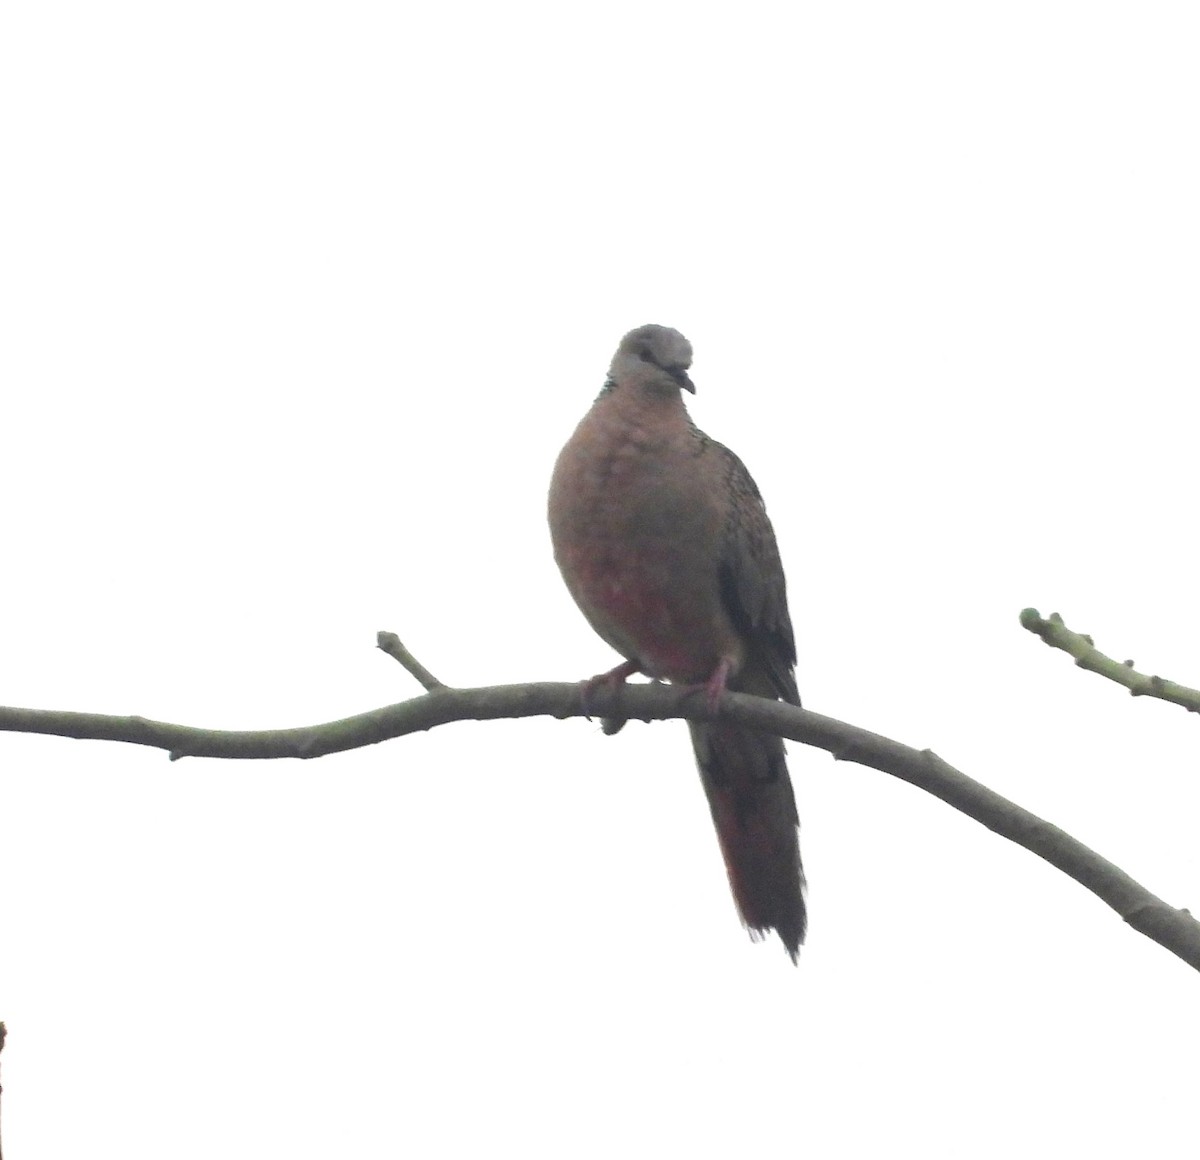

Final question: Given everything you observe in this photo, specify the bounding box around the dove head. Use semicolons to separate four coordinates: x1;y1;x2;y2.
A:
610;324;695;395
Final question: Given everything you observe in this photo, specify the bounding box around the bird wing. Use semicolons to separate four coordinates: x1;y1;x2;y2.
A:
714;443;800;706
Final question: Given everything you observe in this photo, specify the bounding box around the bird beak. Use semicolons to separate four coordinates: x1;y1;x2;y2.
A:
669;367;696;393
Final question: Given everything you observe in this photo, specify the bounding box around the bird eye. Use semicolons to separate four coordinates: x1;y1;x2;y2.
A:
638;348;655;364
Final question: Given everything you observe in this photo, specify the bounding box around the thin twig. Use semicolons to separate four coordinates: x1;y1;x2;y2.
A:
2;679;1198;973
0;1020;6;1160
376;631;446;691
1020;608;1200;714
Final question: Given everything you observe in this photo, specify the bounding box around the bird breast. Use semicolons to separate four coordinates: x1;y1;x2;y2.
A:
549;395;743;683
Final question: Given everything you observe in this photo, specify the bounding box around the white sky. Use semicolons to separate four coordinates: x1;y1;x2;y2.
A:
3;1;1199;1156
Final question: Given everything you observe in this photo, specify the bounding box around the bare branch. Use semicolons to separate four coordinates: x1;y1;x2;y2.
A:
2;678;1198;973
0;1019;6;1160
1020;608;1200;714
376;631;446;690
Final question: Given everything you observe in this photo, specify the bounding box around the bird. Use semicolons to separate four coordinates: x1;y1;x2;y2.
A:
548;324;805;960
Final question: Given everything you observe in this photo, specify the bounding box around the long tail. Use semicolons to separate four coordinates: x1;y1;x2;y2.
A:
689;720;806;961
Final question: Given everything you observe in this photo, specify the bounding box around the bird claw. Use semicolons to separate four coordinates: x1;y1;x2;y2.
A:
580;659;641;719
679;657;733;715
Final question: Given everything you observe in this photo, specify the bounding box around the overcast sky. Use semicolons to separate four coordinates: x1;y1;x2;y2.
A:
3;2;1199;1156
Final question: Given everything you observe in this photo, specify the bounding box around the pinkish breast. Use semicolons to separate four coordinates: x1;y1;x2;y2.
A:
557;540;732;684
549;385;742;684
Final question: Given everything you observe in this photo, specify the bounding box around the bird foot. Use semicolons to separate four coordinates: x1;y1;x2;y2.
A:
580;659;641;719
679;657;733;714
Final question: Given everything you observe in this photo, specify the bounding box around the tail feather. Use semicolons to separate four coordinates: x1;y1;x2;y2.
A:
689;720;806;961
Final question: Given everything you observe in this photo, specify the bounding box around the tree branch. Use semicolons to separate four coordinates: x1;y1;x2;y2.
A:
376;631;445;691
1020;608;1200;714
0;1020;6;1160
3;676;1198;973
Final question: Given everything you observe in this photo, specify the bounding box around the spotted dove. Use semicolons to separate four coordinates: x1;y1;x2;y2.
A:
548;324;805;960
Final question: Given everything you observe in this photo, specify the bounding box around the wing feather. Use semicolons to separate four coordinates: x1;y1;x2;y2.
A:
713;444;800;706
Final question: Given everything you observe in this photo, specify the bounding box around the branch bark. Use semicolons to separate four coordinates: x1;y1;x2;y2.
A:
0;1020;6;1160
3;675;1198;973
1020;608;1200;714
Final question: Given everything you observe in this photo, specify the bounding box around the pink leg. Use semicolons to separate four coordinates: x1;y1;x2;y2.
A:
581;658;641;718
677;657;734;714
703;657;733;712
